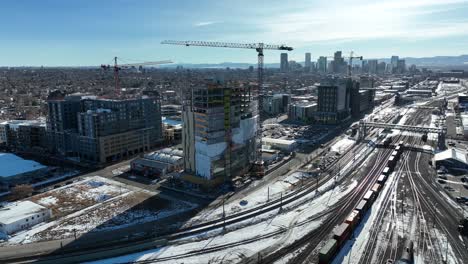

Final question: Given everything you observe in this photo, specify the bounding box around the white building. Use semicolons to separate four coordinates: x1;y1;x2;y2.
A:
262;137;297;152
0;201;52;235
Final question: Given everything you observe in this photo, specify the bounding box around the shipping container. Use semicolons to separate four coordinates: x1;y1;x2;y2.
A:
363;190;376;204
372;183;381;194
355;199;368;217
333;222;351;246
345;210;360;229
377;174;386;184
382;167;390;176
392;150;399;158
388;156;396;168
318;239;338;264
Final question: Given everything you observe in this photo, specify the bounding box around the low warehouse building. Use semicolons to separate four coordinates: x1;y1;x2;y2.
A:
434;148;468;174
0;201;52;235
131;148;183;178
0;153;48;184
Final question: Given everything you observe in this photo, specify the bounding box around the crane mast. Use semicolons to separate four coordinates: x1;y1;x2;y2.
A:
162;40;293;177
101;57;172;95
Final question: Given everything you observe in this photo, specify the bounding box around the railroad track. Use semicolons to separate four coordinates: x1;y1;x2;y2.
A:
259;140;395;264
359;133;409;264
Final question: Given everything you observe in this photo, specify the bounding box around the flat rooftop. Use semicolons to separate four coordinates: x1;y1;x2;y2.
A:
0;201;48;225
0;153;47;178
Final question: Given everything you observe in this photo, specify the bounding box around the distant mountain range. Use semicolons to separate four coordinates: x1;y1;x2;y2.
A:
163;55;468;69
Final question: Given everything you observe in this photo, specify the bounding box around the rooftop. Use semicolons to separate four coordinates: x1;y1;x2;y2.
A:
0;201;48;225
0;153;47;178
434;148;468;164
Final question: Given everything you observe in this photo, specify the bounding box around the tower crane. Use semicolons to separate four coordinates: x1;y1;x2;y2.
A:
347;51;363;77
323;52;363;77
101;57;172;94
162;40;293;177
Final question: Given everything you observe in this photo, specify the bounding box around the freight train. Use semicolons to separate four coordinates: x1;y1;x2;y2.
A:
318;142;404;264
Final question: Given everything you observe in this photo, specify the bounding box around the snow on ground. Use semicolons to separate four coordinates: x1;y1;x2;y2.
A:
188;171;314;224
430;229;462;264
37;196;58;206
398;108;417;126
87;176;359;264
335;171;397;264
3;176;196;245
331;137;356;154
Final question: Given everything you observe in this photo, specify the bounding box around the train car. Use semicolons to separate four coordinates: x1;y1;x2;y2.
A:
395;145;401;154
363;190;376;204
392;150;399;159
377;174;387;185
372;183;381;194
388;156;396;169
318;239;338;264
398;140;404;146
333;222;351;246
355;200;369;218
396;240;414;264
382;167;391;176
345;210;360;230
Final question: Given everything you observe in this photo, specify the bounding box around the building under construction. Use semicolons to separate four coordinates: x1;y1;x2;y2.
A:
182;78;258;187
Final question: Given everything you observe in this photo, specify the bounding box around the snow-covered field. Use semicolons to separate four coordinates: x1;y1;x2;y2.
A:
86;176;360;264
3;176;196;245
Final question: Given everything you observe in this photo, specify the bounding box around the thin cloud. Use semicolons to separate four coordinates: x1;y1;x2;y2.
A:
194;21;218;27
218;0;468;45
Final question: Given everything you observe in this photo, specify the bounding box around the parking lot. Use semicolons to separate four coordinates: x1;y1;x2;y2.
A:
435;167;468;210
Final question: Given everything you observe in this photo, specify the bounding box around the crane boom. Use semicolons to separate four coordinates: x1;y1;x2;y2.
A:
161;40;292;51
119;60;173;68
101;57;172;95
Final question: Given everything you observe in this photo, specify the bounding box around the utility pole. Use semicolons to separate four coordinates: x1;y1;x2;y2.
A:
267;186;270;202
280;192;283;210
223;197;226;229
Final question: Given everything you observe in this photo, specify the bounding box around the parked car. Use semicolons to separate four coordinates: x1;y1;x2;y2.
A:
438;175;448;180
438;179;447;184
444;186;455;192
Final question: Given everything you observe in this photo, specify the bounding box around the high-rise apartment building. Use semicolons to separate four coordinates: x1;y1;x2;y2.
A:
46;91;162;163
315;79;350;124
391;55;399;73
183;79;257;185
397;59;406;74
367;59;378;74
317;56;327;73
305;53;312;72
280;53;289;72
333;51;346;74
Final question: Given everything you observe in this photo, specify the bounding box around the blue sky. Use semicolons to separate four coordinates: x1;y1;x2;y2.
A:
1;0;468;66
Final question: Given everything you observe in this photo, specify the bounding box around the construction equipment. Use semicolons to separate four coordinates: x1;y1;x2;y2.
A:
101;57;172;94
323;52;363;76
347;51;363;77
162;40;293;176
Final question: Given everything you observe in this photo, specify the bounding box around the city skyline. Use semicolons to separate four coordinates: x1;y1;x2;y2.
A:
1;0;468;66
